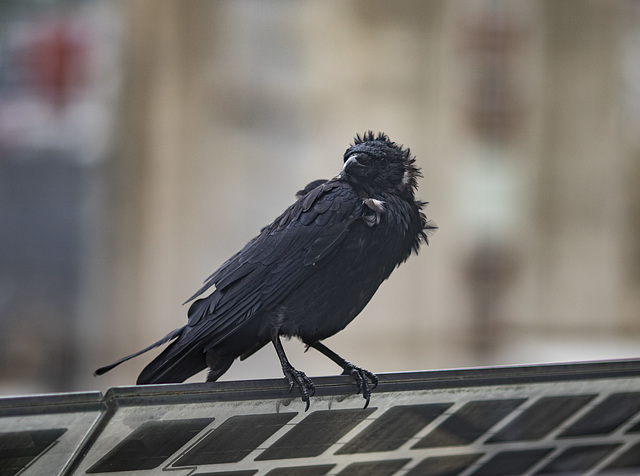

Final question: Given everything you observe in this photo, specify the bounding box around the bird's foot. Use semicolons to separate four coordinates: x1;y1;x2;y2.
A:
341;362;378;409
282;363;315;411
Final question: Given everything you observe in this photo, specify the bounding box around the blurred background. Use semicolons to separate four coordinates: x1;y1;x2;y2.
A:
0;0;639;396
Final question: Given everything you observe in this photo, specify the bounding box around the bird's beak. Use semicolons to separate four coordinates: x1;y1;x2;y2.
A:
339;155;366;180
341;155;365;178
343;155;360;172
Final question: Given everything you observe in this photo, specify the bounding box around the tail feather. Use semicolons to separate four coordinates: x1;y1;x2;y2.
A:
136;335;207;384
94;326;185;376
205;349;234;382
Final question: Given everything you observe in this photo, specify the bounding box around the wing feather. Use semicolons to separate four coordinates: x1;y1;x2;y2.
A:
176;181;363;351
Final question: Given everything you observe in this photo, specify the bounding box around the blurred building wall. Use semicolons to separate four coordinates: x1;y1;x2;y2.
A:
1;0;638;395
92;0;639;392
0;0;121;394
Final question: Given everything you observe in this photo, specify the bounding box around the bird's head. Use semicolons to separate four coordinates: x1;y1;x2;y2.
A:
339;131;421;199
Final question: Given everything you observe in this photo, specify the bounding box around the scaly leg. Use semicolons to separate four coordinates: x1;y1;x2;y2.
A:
272;332;315;411
307;341;378;409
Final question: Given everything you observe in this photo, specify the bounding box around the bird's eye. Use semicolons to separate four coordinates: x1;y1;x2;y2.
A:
359;156;369;164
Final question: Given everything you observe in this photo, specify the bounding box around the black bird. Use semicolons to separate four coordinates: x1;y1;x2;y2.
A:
96;132;435;409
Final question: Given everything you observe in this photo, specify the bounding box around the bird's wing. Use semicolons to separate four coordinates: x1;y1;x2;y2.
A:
182;180;363;348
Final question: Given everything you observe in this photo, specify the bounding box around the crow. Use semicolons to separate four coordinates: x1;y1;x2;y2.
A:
96;132;435;409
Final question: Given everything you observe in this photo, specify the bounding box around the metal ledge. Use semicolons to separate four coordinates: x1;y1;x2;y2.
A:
2;358;640;475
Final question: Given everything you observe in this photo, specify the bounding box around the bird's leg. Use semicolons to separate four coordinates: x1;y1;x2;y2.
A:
307;341;378;409
272;332;315;411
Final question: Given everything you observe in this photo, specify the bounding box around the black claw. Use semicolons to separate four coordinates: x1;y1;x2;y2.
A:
364;369;378;390
282;363;315;411
342;362;377;408
363;393;371;410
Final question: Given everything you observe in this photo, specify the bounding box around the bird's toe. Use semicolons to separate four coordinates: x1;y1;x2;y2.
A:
282;364;315;411
342;363;378;408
